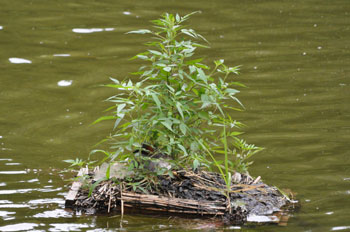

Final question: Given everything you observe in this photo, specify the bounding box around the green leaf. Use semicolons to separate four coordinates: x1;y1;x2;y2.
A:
176;102;184;120
185;58;203;65
90;149;108;156
230;82;247;88
117;103;126;114
114;117;123;130
175;14;180;22
161;120;173;132
148;50;162;56
137;55;149;60
91;116;116;125
198;111;210;120
106;164;111;179
177;144;188;156
197;68;207;83
151;93;162;110
193;159;200;170
89;178;106;197
225;88;240;95
163;66;171;72
180;123;187;135
230;96;245;109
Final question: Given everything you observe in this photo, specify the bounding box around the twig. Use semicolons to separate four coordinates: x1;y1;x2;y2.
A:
120;183;124;217
252;176;261;184
108;191;112;213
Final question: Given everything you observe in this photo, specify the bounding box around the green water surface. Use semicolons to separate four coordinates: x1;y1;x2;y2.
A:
0;0;349;231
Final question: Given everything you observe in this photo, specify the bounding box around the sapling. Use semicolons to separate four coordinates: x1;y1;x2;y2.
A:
69;12;262;193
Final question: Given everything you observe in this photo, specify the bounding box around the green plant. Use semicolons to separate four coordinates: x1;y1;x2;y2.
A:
67;12;263;193
64;158;95;169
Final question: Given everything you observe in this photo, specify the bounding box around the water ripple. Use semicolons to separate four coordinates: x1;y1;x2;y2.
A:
0;171;27;174
72;28;114;33
0;223;38;231
8;58;32;64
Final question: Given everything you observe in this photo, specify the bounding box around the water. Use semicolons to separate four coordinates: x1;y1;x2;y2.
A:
0;0;349;231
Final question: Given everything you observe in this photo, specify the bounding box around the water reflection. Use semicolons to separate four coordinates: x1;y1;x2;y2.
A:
53;54;71;57
0;0;349;230
8;58;32;64
0;171;26;174
49;223;90;231
33;209;70;218
0;211;15;220
0;204;30;208
57;80;73;87
331;226;350;231
72;28;114;33
28;198;65;205
0;223;39;231
4;163;20;166
0;187;62;195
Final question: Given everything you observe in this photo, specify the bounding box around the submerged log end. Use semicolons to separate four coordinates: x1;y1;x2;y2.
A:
65;167;88;208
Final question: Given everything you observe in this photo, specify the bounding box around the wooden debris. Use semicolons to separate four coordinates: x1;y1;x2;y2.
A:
65;168;295;225
65;167;88;208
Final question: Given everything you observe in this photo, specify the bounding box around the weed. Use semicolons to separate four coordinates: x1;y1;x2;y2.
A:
67;12;262;195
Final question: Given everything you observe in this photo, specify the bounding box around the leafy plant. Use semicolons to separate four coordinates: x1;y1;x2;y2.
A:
66;12;263;194
64;158;95;169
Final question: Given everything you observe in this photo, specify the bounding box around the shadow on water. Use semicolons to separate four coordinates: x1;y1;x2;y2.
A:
0;0;349;231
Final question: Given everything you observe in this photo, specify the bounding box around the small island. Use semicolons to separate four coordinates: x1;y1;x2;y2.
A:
65;12;295;225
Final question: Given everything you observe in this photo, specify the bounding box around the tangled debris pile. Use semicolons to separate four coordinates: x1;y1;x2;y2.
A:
65;167;291;225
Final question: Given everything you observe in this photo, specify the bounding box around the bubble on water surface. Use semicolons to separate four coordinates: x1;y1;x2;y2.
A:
57;80;72;87
325;211;334;215
9;58;32;64
0;26;3;30
123;11;131;15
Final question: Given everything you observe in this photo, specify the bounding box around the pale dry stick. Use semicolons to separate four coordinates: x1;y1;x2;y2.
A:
252;176;261;185
184;171;217;185
120;192;226;214
120;183;124;229
120;183;124;217
108;191;112;213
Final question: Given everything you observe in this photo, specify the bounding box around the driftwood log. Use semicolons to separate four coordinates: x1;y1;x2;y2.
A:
65;166;293;225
